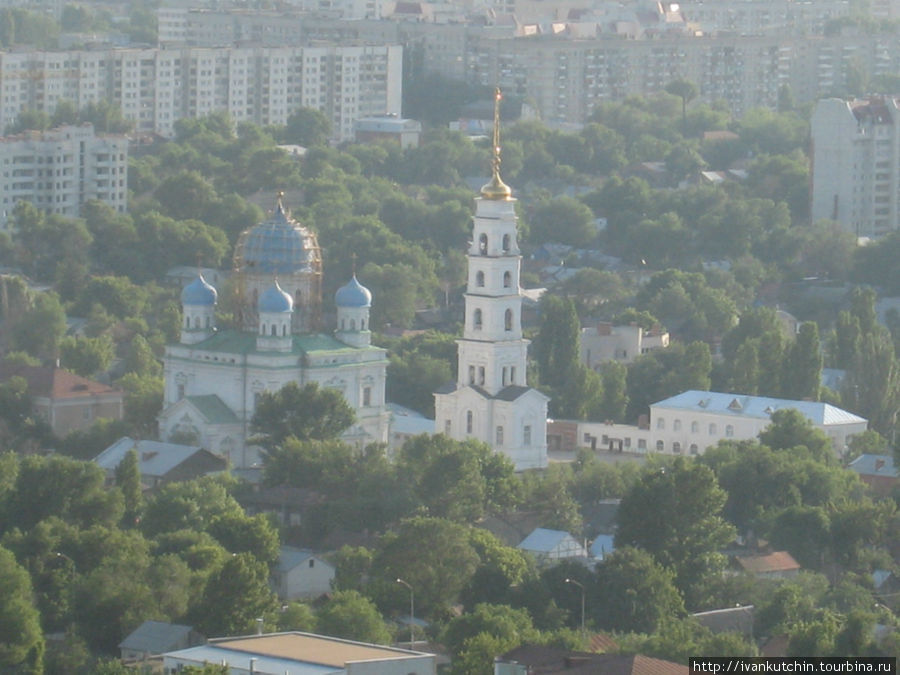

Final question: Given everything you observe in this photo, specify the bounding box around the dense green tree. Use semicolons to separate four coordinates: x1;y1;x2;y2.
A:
316;590;392;644
597;360;628;422
59;335;114;377
0;545;43;672
781;322;822;401
758;409;832;463
442;603;539;659
190;553;276;637
625;341;712;422
115;449;142;529
1;454;123;533
616;459;735;608
371;517;479;615
533;295;581;389
118;373;163;437
460;529;532;610
665;79;698;132
10;290;67;361
593;546;685;633
251;382;355;449
529;197;597;247
283;108;332;147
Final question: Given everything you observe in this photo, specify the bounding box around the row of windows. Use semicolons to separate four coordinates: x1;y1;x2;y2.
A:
477;232;512;255
472;308;514;331
656;417;734;436
475;270;512;288
448;413;533;446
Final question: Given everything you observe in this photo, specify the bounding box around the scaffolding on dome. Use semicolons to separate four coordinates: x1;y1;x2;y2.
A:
232;194;323;333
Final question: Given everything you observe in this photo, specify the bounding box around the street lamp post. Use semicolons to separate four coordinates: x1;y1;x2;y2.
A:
564;578;585;638
396;578;414;649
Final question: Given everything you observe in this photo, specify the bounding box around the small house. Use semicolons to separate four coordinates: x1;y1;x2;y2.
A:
517;528;587;563
273;547;335;600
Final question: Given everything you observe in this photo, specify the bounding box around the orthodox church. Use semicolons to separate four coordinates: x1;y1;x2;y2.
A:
434;89;549;471
159;198;389;469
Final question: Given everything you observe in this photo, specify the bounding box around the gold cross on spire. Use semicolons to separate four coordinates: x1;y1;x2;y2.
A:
480;87;512;200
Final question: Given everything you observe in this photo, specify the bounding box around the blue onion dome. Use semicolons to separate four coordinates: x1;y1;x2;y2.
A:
234;198;322;276
181;275;217;306
258;281;293;313
335;275;372;308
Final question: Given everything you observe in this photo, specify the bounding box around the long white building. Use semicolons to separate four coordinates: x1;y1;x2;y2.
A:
559;390;868;457
0;44;402;142
811;96;900;238
0;123;127;229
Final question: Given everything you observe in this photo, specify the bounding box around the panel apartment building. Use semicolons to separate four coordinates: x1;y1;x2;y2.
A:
0;123;127;229
156;5;900;125
811;96;900;238
0;44;402;142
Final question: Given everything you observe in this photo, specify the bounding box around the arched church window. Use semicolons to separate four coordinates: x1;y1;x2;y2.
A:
504;309;513;331
361;319;366;330
282;324;288;336
350;318;356;330
479;367;485;385
271;324;277;336
466;410;473;434
194;317;200;329
295;289;302;305
479;233;488;255
502;234;510;252
474;309;482;330
503;271;511;288
205;316;211;329
496;426;504;445
476;271;485;287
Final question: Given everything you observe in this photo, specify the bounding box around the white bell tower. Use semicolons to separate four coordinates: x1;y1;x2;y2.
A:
434;88;548;471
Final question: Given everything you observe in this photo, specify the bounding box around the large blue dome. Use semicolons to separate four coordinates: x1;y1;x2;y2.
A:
259;281;293;313
235;201;320;276
335;275;372;308
181;275;217;306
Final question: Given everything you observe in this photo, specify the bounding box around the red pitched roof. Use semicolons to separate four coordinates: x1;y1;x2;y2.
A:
590;633;619;653
0;364;118;400
734;551;800;574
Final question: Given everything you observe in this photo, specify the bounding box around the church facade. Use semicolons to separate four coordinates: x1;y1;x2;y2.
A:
159;200;389;469
434;89;549;471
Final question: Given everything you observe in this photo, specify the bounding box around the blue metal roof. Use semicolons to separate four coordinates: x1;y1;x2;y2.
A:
181;275;217;306
238;205;319;276
259;281;293;313
651;390;867;426
517;528;575;553
335;275;372;308
848;453;897;478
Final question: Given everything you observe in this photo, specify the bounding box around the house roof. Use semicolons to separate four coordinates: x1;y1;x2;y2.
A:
518;527;578;553
185;394;240;424
848;454;897;478
498;646;687;675
200;632;429;668
278;547;334;574
733;551;800;574
692;605;754;637
589;633;619;653
0;364;119;400
95;437;223;479
387;402;434;436
119;620;196;654
589;534;615;559
651;390;867;426
179;329;378;356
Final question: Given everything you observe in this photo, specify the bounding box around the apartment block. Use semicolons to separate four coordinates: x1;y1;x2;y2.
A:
811;96;900;238
0;45;402;142
0;123;127;229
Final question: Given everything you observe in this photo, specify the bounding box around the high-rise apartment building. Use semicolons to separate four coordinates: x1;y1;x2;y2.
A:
0;45;402;142
811;96;900;238
0;123;127;229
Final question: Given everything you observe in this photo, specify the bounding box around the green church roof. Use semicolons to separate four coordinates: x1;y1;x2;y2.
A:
185;395;240;424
